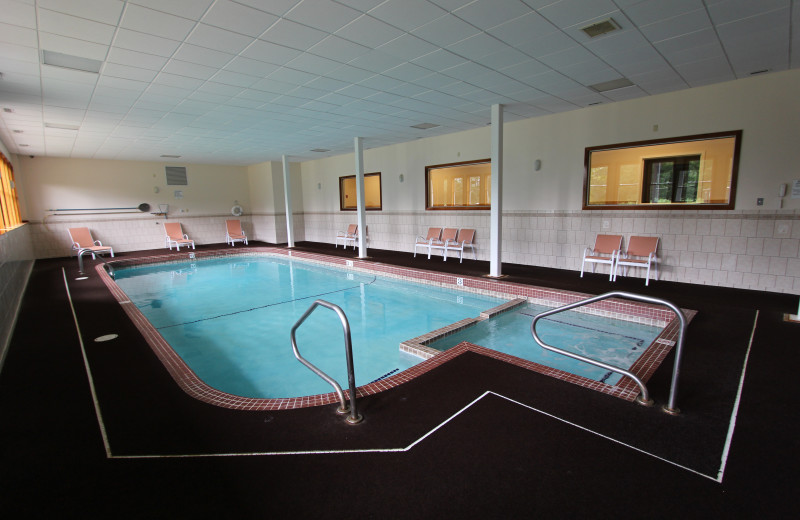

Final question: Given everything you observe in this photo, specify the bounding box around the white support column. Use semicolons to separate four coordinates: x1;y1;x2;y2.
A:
354;137;368;258
489;104;504;277
282;155;295;248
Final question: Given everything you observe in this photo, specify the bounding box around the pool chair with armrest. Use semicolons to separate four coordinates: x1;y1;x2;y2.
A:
225;219;248;246
414;227;442;257
68;227;114;259
335;224;358;248
427;227;458;259
164;222;195;251
580;234;622;281
614;236;660;286
445;228;477;263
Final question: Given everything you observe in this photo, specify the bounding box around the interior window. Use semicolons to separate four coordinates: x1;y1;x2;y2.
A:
426;159;491;210
339;172;382;211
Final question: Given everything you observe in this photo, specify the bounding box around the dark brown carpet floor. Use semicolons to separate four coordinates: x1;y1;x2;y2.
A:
1;241;798;518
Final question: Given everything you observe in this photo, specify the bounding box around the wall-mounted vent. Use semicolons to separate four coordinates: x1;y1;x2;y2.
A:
165;166;188;186
581;18;620;38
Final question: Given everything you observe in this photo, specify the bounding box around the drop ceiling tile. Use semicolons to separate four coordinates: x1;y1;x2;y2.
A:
377;34;440;61
106;48;169;71
224;56;281;77
515;30;585;58
38;0;124;25
261;18;328;51
412;49;468;70
447;33;512;60
210;70;262;88
639;8;712;43
486;11;559;47
474;47;534;70
103;63;159;82
173;44;235;68
0;0;37;29
707;0;787;25
38;8;116;45
129;0;215;20
307;35;372;63
382;62;432;81
622;0;704;26
284;0;361;32
335;15;405;48
0;42;39;63
453;0;533;30
241;39;303;66
267;67;317;86
201;0;278;37
114;29;182;57
162;60;219;81
186;24;255;54
154;71;205;90
347;50;404;73
0;22;37;47
285;53;341;75
412;14;481;48
369;0;448;31
121;4;197;41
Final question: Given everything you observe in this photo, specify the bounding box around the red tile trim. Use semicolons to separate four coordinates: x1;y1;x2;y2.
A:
95;247;695;409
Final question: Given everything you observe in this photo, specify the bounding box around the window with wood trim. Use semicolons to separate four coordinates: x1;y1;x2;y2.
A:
339;172;382;210
584;131;741;210
426;159;491;210
0;153;22;233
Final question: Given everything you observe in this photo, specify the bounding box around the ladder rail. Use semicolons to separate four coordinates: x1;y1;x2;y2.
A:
530;291;688;414
290;299;363;424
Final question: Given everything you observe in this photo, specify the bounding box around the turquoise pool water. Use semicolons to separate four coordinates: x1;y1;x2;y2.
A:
114;256;505;398
428;303;661;385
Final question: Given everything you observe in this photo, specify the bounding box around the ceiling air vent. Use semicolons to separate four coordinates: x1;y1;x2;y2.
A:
581;18;620;38
165;166;188;186
42;50;102;73
410;123;439;130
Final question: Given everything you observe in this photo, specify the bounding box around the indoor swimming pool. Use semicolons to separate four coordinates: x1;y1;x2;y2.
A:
109;252;671;403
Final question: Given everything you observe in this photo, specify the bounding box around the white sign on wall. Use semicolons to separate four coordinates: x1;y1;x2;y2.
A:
792;179;800;199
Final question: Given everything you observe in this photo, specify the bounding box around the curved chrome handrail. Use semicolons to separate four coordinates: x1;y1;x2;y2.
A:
290;299;363;424
530;291;688;414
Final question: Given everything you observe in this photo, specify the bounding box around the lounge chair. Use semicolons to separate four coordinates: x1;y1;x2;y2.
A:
580;234;622;280
445;228;476;263
428;228;458;259
614;236;659;285
164;222;195;251
225;219;248;246
68;227;114;259
335;224;358;249
414;227;442;258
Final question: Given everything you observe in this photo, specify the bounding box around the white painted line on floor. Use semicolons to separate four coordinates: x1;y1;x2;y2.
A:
62;268;113;458
716;310;759;483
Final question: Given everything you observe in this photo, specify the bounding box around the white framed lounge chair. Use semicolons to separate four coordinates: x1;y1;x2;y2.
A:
614;236;659;285
428;228;458;259
335;224;358;249
225;219;248;246
580;234;622;280
68;227;114;259
414;227;442;257
164;222;195;251
445;228;476;263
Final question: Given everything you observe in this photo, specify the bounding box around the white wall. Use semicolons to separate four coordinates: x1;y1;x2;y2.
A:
299;70;800;294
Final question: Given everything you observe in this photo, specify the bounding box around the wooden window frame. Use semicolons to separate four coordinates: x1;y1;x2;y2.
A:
425;159;491;211
583;130;742;210
339;172;382;211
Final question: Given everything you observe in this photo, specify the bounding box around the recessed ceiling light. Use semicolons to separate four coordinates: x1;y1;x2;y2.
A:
410;123;439;130
12;129;23;133
3;108;14;113
160;154;181;158
45;122;80;131
310;148;330;152
19;144;29;147
42;50;102;73
581;18;620;38
750;69;770;75
589;78;634;92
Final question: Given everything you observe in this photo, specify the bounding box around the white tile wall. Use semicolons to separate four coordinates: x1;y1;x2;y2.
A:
306;208;800;294
0;225;34;367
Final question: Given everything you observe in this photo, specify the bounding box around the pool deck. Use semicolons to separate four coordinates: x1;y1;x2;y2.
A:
1;241;798;518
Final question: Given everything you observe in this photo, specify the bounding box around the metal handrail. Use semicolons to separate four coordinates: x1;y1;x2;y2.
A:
530;291;688;414
290;299;363;424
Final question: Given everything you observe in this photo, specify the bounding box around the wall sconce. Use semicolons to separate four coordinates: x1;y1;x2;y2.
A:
534;159;542;171
399;173;404;182
317;182;322;190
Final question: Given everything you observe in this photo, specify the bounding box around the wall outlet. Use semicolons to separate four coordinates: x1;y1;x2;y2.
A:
602;220;610;229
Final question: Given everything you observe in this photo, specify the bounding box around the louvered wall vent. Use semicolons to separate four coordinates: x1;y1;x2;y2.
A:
581;18;620;38
165;166;188;185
